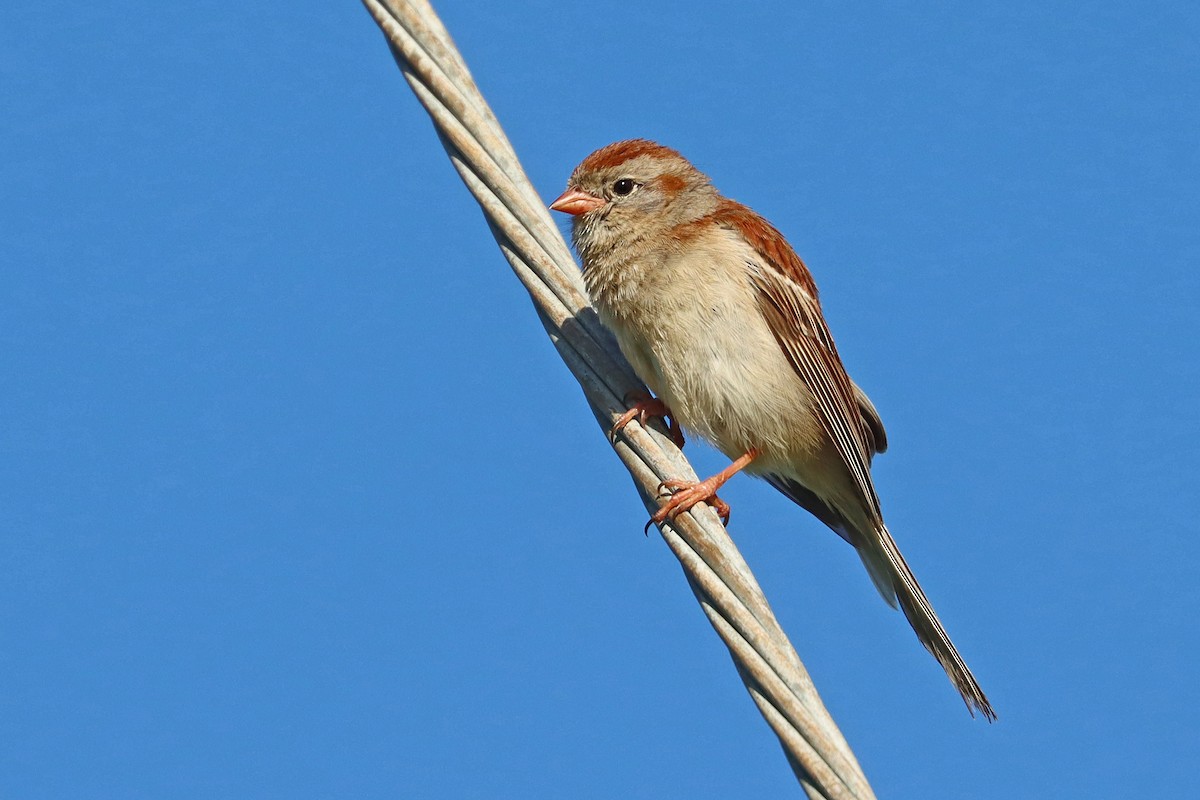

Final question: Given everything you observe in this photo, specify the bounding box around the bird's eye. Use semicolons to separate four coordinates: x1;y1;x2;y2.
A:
612;178;638;196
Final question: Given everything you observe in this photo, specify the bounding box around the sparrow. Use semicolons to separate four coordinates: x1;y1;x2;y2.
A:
550;139;994;720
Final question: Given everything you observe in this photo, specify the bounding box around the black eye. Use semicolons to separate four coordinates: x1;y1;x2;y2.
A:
613;178;637;196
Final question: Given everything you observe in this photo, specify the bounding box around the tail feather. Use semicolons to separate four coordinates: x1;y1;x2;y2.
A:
865;525;996;721
765;472;994;719
855;546;899;610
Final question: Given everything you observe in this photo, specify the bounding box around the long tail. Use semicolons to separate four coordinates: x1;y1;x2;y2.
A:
859;524;996;721
765;474;995;719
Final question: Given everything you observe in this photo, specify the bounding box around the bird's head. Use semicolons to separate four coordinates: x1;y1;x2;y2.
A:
550;139;719;265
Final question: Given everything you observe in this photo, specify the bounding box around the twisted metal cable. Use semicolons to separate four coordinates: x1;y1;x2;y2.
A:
360;2;877;797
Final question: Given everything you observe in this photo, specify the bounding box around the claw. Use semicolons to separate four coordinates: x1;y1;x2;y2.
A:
612;392;686;448
641;449;760;534
651;479;732;526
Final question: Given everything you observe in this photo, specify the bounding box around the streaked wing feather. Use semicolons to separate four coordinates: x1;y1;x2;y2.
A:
719;202;881;518
714;203;994;720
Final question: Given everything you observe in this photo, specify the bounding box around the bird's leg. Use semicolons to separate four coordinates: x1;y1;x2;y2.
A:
612;390;686;448
647;448;760;530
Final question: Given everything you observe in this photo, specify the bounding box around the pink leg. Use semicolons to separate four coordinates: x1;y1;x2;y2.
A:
648;448;760;529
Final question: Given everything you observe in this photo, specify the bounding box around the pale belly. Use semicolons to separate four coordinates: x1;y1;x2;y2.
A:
600;282;827;477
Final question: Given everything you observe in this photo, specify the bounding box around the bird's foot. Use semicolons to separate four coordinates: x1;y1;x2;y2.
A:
655;478;731;525
642;449;760;535
612;391;685;448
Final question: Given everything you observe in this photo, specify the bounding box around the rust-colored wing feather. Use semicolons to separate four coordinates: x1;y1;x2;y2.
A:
715;200;882;520
717;199;995;721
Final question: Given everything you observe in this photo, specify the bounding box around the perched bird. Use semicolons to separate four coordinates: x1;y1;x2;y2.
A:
550;139;994;720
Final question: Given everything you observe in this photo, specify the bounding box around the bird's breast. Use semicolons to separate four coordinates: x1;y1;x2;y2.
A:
587;233;823;467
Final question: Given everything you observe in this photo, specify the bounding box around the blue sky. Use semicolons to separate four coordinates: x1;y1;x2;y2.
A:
3;1;1197;797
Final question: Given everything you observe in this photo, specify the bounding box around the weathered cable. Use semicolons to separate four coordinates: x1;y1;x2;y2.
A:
360;2;878;797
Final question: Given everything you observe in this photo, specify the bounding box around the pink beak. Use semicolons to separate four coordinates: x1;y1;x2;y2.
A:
549;188;605;216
